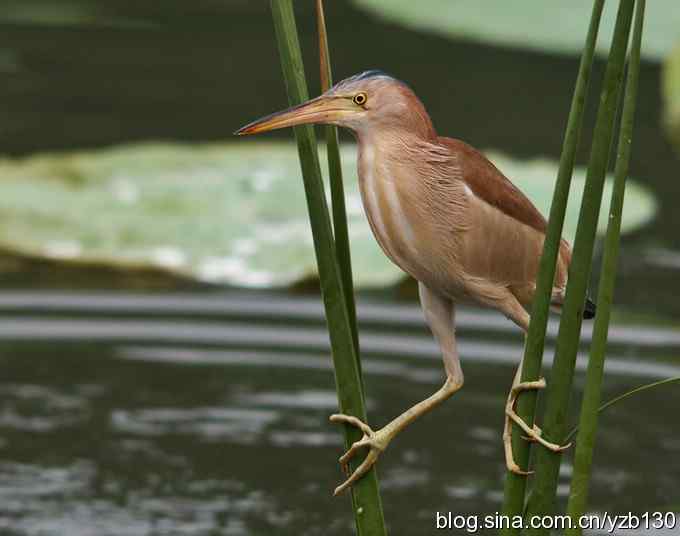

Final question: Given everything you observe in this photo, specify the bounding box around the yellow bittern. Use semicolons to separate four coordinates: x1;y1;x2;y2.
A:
236;71;595;495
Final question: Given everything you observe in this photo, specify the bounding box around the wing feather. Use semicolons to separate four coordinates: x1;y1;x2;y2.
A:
437;136;571;289
437;136;548;233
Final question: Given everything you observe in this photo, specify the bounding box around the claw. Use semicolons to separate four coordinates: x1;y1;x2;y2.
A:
334;449;380;496
521;424;543;442
507;461;533;476
504;377;571;475
510;415;570;452
330;413;389;496
511;377;547;398
329;414;374;436
338;438;370;466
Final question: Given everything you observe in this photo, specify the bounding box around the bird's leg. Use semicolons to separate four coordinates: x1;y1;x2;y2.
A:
330;284;464;496
330;378;461;495
503;355;571;475
491;297;572;474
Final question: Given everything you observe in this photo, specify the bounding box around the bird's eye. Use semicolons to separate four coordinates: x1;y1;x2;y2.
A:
353;92;368;106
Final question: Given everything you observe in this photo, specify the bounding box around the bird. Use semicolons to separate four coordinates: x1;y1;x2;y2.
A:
236;70;595;495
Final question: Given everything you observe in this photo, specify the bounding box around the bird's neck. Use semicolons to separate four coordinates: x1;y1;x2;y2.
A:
355;118;436;147
354;128;434;281
355;127;436;172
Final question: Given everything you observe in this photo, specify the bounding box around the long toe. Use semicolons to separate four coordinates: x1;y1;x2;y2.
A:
543;438;572;452
507;411;572;453
518;422;571;452
507;460;533;476
329;413;375;437
333;449;380;496
339;438;371;467
330;414;392;495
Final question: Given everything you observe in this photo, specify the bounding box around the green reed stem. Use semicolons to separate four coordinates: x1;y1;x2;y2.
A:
270;2;386;534
523;2;636;531
500;1;605;531
316;0;362;385
565;3;646;513
566;4;645;528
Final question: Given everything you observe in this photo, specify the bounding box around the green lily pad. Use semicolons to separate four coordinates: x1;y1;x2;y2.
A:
0;141;656;288
663;42;680;152
352;0;680;61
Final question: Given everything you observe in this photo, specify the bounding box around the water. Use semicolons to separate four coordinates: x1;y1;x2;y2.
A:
1;1;680;534
1;293;679;535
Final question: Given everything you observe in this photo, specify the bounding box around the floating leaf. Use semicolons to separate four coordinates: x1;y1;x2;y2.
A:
352;0;679;61
0;142;656;288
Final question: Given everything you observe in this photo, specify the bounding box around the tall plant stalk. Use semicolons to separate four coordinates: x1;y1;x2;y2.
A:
524;1;636;530
565;1;645;531
500;1;605;530
269;2;386;534
316;0;362;383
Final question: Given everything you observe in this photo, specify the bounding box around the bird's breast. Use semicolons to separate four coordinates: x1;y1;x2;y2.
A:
357;142;424;277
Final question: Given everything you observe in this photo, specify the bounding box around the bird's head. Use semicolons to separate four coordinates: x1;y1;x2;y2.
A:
235;70;435;140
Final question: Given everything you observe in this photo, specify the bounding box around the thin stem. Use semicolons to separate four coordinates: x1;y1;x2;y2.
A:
565;3;645;530
524;2;636;530
316;0;362;386
270;2;386;534
500;1;605;530
565;375;679;444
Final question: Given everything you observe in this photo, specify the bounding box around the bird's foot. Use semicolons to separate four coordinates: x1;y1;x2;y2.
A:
503;377;571;475
521;424;543;442
329;413;392;496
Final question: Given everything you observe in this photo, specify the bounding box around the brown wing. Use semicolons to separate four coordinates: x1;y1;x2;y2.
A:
437;136;572;289
437;137;548;233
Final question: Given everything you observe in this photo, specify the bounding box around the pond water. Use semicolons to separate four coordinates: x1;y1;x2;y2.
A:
1;1;680;535
0;292;679;535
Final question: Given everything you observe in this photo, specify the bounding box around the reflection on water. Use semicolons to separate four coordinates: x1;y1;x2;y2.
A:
0;293;679;535
111;407;280;442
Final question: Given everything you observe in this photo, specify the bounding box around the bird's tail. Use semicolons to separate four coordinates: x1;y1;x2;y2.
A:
583;298;597;319
550;292;597;319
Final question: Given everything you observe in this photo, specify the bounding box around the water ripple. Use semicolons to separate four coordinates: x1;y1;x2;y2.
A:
111;408;279;443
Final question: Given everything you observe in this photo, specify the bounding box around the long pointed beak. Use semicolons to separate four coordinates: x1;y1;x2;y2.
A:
235;95;350;136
